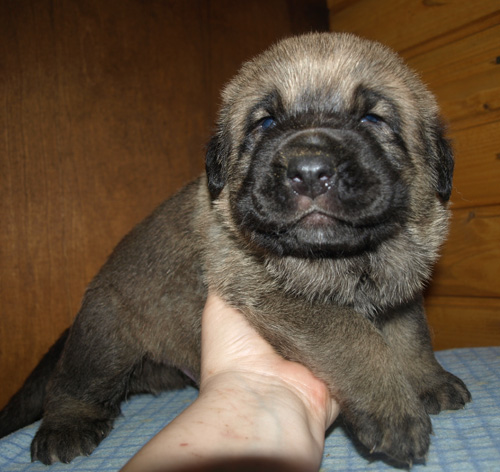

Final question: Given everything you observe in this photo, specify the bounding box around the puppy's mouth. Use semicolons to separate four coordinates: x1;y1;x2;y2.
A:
270;208;392;239
278;193;394;231
299;210;335;226
292;208;348;231
239;203;398;258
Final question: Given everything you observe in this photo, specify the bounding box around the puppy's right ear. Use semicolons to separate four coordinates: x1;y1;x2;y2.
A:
205;133;230;200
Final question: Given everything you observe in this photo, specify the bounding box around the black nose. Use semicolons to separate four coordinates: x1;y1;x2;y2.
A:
287;154;335;199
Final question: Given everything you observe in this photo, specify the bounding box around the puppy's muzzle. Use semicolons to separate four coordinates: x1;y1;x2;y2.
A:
281;129;380;213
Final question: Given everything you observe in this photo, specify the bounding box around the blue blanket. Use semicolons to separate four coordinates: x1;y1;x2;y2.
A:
1;347;499;471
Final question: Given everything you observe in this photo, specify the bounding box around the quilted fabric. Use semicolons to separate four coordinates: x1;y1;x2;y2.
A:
1;347;499;471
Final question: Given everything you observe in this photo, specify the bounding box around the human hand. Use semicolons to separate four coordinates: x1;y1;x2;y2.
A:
201;293;339;433
121;293;339;472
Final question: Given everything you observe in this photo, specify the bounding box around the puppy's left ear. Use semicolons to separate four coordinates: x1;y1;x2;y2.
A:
205;132;230;200
432;122;454;202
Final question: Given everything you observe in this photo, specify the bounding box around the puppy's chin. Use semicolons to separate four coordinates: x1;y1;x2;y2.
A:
243;216;400;259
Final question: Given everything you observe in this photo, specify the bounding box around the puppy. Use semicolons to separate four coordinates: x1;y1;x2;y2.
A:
0;33;470;466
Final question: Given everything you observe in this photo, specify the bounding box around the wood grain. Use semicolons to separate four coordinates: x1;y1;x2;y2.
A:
450;122;500;208
426;296;500;350
0;0;210;409
329;0;500;54
330;0;500;351
0;0;328;409
428;205;500;298
408;25;500;131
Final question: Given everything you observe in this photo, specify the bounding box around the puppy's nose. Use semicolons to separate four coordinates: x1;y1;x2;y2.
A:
286;154;335;199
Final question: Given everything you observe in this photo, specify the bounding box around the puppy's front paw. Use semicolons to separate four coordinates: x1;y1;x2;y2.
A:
419;369;471;415
31;417;113;464
344;399;432;465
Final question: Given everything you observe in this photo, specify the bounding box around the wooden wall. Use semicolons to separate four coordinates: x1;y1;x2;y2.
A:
329;0;500;349
0;0;328;409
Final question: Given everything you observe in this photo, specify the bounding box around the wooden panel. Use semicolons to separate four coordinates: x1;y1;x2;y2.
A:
0;0;329;409
408;25;500;93
425;296;500;350
206;0;328;123
428;205;500;298
328;1;500;351
205;0;328;122
0;0;210;409
407;25;500;131
438;74;500;132
328;0;500;54
449;121;500;208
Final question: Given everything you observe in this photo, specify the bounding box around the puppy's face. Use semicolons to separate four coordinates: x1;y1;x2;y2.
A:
206;33;453;310
229;87;411;259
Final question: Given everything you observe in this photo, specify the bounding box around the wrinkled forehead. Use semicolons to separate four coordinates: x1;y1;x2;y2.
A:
273;46;372;108
264;60;353;114
222;34;418;121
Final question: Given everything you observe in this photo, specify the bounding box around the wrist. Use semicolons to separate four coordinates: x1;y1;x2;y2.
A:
198;371;328;470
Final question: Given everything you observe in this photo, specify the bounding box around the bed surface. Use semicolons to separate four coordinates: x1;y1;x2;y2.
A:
1;347;499;471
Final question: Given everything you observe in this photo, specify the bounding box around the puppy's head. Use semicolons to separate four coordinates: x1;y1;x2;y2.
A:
206;33;453;311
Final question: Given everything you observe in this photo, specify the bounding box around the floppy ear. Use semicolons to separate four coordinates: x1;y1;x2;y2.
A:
205;132;230;200
433;124;454;202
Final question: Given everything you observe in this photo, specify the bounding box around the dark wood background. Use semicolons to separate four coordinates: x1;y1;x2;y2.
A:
0;0;328;408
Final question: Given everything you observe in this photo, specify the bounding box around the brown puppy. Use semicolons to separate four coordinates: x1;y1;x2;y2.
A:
0;33;470;466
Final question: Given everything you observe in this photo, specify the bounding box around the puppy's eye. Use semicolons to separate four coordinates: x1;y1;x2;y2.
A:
259;117;276;130
361;113;383;124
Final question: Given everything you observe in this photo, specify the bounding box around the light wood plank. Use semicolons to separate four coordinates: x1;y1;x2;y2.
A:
425;296;500;350
407;25;500;130
408;25;500;88
428;205;500;298
329;0;500;53
437;71;500;131
449;122;500;208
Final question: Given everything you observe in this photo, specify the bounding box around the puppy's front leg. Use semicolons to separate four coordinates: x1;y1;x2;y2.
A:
31;288;143;465
379;298;471;414
230;291;432;466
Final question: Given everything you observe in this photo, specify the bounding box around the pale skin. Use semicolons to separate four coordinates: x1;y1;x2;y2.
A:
121;294;340;472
